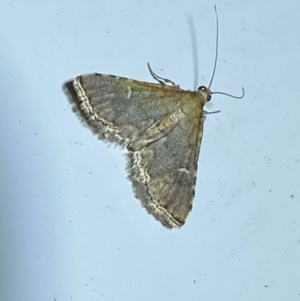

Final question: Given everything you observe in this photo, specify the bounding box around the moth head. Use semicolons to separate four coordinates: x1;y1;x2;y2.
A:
197;85;212;102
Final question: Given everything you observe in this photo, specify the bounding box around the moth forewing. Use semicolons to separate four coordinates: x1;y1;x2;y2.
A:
72;73;211;228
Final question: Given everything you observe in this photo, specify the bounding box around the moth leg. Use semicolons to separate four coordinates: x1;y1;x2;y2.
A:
147;63;178;87
204;110;221;115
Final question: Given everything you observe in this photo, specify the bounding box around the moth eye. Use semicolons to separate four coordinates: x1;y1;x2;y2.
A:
198;86;207;91
198;86;211;101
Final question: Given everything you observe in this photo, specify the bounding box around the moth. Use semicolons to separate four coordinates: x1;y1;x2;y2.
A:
69;7;243;229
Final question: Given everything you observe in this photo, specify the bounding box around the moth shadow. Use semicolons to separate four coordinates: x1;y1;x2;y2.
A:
63;79;128;146
63;79;134;167
63;80;88;125
64;80;128;142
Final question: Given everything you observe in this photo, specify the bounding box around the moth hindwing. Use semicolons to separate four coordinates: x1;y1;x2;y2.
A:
72;72;212;228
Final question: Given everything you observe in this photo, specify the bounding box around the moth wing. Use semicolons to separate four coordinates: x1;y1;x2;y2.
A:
73;73;206;228
74;74;185;145
131;101;205;228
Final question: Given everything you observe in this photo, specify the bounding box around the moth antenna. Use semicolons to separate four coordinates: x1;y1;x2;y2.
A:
186;14;199;91
208;5;219;89
212;87;245;99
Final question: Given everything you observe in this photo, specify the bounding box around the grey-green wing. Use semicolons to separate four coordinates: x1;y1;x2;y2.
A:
73;73;206;228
